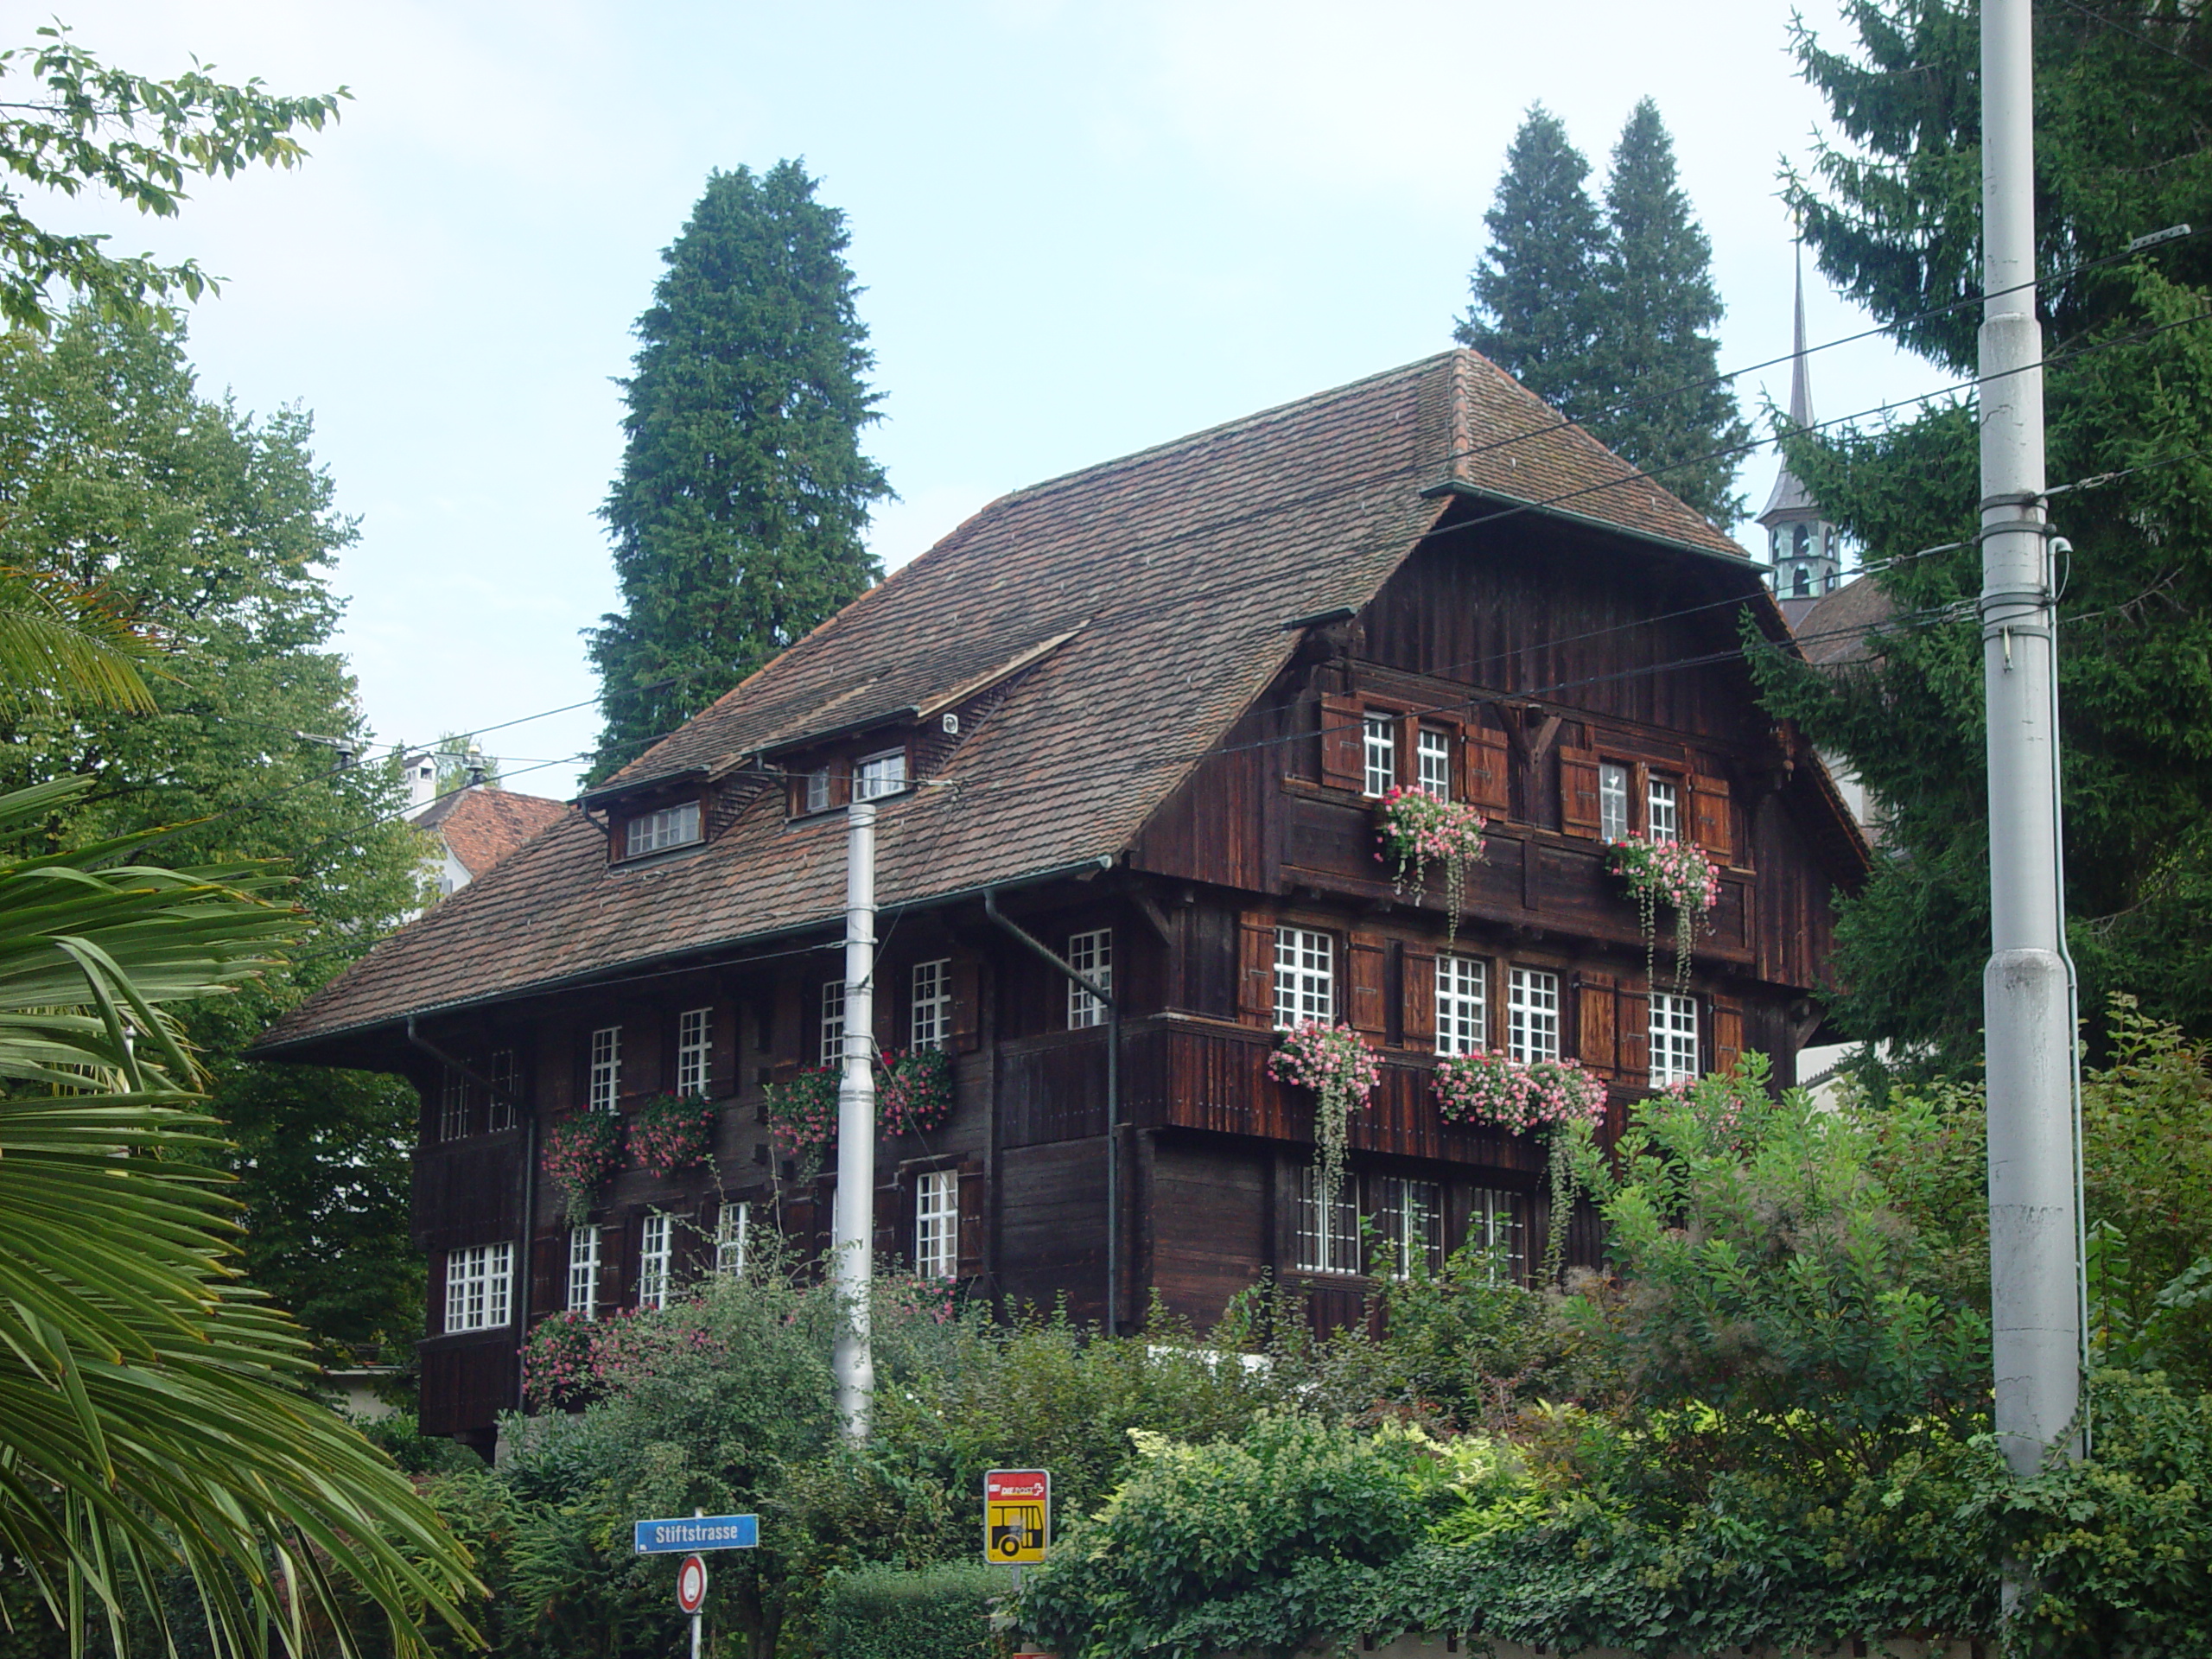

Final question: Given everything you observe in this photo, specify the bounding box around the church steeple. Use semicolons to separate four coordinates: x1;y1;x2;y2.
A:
1758;246;1845;624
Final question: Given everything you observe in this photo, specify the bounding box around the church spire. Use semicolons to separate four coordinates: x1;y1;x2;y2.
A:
1759;239;1844;621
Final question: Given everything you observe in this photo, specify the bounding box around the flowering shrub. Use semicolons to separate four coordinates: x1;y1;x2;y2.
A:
542;1109;625;1224
628;1091;717;1176
877;1046;955;1137
1375;786;1488;943
1432;1050;1605;1135
1609;834;1721;992
520;1310;604;1411
1268;1020;1382;1213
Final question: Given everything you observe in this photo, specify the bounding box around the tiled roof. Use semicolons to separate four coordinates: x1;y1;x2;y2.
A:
257;350;1757;1053
1795;575;1894;668
427;788;574;879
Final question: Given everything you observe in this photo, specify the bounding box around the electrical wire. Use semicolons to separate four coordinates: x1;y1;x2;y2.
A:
2043;0;2208;71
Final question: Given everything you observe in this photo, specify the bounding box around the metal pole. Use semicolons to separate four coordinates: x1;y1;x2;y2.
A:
832;801;878;1440
1980;0;2080;1478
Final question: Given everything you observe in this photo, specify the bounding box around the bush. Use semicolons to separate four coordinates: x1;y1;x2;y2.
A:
822;1562;1000;1659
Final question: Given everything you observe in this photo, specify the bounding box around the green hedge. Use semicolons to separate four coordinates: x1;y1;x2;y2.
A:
822;1561;1002;1659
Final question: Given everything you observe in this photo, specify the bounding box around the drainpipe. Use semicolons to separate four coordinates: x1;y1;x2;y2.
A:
407;1014;534;1411
983;888;1119;1338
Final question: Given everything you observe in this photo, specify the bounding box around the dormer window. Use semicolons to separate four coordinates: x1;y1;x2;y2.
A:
804;768;832;814
854;748;908;802
625;799;701;857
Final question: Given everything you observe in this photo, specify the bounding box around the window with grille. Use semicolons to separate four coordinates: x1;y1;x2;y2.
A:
819;981;846;1069
588;1027;620;1113
1599;762;1630;842
1362;714;1396;798
488;1048;518;1132
1468;1188;1527;1284
854;748;907;802
676;1007;711;1096
626;799;701;856
915;1170;959;1280
438;1065;467;1141
1294;1163;1359;1274
1371;1177;1444;1279
1067;930;1111;1029
1435;955;1488;1056
911;960;950;1051
715;1203;747;1276
566;1226;599;1318
1649;992;1700;1085
804;767;831;813
1647;776;1680;843
1416;728;1451;799
1507;969;1560;1063
1273;927;1334;1029
638;1212;672;1310
443;1243;512;1333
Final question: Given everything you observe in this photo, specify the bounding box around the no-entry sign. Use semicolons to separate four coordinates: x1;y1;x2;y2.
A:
675;1554;708;1615
983;1469;1050;1565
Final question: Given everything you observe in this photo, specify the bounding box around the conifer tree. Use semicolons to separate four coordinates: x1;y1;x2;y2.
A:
1588;99;1749;525
588;162;891;781
1455;106;1605;424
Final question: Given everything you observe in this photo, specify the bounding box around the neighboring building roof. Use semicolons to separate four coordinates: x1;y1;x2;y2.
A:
1793;575;1895;668
413;787;574;880
257;349;1776;1056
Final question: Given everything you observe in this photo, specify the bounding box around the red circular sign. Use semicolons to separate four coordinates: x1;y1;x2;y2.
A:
675;1554;708;1614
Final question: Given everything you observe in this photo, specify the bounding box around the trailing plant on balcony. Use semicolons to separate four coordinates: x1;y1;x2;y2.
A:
1268;1020;1382;1217
1609;833;1720;992
765;1065;840;1183
1375;785;1488;943
878;1046;955;1137
543;1108;626;1224
629;1091;718;1176
1433;1049;1606;1275
520;1308;607;1411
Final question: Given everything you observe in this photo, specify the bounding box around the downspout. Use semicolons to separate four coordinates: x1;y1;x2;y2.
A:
983;887;1120;1338
408;1014;535;1413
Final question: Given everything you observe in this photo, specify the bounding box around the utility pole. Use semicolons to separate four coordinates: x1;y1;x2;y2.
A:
831;800;877;1440
1980;0;2081;1478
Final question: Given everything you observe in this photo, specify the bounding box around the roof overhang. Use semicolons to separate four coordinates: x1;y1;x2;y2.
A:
576;766;709;812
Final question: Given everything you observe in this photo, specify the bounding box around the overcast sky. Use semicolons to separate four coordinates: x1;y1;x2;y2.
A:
22;1;1952;797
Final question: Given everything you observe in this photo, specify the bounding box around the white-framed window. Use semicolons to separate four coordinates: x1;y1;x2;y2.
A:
1435;955;1488;1057
488;1048;518;1133
1273;926;1334;1029
1067;929;1112;1029
566;1225;600;1318
1371;1177;1445;1280
854;747;907;802
588;1026;621;1113
638;1212;672;1310
676;1007;711;1096
911;959;951;1051
1468;1188;1527;1285
438;1065;467;1141
804;767;832;813
715;1202;747;1276
443;1243;512;1333
819;980;847;1068
1294;1163;1359;1274
1647;776;1680;843
1362;713;1396;798
1650;992;1700;1086
626;799;702;856
1507;969;1560;1063
1599;761;1630;842
1416;728;1452;799
915;1170;959;1281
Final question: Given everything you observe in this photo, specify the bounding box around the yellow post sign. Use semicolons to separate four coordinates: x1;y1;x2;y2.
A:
983;1468;1049;1565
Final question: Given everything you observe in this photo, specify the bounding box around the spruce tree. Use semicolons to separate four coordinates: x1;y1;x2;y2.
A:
1588;99;1750;525
588;161;891;781
1455;106;1605;424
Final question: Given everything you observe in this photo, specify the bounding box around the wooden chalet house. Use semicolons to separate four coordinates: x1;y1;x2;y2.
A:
256;351;1867;1452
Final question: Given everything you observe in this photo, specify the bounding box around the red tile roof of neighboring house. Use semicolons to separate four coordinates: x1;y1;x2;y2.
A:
419;788;574;880
257;350;1776;1055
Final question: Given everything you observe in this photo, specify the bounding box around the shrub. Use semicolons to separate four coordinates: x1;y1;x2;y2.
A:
822;1562;1000;1659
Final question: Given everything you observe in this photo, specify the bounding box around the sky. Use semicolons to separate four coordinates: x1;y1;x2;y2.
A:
18;1;1954;798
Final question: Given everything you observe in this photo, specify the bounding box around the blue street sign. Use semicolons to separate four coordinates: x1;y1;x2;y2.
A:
633;1515;759;1554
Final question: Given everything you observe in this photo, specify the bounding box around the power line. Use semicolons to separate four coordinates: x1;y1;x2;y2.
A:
2044;0;2208;71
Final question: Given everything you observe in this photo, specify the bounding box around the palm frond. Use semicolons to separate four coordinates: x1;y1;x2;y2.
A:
0;564;160;715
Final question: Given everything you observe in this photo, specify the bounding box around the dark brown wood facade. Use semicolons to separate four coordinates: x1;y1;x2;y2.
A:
375;504;1859;1446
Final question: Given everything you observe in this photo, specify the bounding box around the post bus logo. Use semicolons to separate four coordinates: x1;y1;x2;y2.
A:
982;1469;1050;1565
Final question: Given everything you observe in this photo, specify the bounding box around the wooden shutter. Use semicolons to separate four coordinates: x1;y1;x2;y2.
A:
957;1166;986;1278
1711;994;1745;1075
601;1215;632;1315
1319;694;1364;791
772;980;802;1065
1402;950;1437;1049
531;1230;563;1319
874;967;896;1053
874;1179;901;1262
1618;987;1651;1084
1560;748;1601;836
1463;727;1512;814
1577;970;1618;1078
1237;911;1276;1027
1347;932;1389;1035
950;957;982;1052
1690;773;1735;865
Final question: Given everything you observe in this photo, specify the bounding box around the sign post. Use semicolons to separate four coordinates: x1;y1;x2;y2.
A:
675;1554;707;1659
